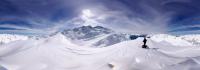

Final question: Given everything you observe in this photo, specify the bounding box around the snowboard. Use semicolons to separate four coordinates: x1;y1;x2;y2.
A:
142;45;159;50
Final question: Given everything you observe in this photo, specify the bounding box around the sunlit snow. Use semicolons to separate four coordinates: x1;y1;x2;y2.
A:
0;33;200;70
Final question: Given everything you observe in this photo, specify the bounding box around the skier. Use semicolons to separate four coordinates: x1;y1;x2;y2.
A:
142;37;148;49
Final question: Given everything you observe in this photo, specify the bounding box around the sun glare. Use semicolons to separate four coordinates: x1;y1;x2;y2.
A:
82;9;95;18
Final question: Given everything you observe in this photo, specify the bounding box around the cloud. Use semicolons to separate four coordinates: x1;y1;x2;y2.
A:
0;0;200;34
170;30;200;35
53;0;172;34
170;24;200;31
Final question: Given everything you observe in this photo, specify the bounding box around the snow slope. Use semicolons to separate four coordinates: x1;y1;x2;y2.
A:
0;34;200;70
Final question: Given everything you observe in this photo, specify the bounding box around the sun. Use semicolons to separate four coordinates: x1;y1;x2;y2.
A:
82;9;95;18
80;9;99;26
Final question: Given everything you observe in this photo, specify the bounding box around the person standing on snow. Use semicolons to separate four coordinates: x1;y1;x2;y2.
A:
143;37;147;45
142;37;148;48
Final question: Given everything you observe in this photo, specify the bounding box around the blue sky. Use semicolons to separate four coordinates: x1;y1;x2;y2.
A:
0;0;200;34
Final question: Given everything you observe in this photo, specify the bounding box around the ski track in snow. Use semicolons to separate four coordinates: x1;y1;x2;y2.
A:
0;34;200;70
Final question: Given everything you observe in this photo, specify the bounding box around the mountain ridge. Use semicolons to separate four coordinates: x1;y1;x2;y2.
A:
0;26;200;47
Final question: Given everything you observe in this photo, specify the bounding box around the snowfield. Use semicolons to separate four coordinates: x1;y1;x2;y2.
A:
0;33;200;70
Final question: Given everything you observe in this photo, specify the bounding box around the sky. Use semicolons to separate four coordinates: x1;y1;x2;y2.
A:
0;0;200;35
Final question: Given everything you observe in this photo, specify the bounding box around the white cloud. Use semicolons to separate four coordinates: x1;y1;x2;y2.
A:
50;0;191;34
51;3;172;34
170;24;200;32
170;30;200;35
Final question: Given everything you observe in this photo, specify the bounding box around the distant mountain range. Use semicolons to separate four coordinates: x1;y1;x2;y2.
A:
61;26;144;47
0;26;200;47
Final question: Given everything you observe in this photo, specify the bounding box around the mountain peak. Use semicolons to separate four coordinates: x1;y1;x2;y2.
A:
61;26;113;40
61;26;144;47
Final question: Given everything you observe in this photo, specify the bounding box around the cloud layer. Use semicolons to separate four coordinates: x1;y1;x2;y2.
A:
0;0;200;34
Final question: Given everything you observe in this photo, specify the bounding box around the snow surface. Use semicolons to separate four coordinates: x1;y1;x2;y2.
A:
0;33;200;70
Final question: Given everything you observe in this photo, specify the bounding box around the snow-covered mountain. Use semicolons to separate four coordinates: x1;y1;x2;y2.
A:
61;26;113;40
61;26;200;47
0;27;200;70
0;34;50;45
0;26;200;47
180;35;200;46
61;26;144;47
1;26;198;47
1;33;200;70
150;34;194;46
0;34;28;44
